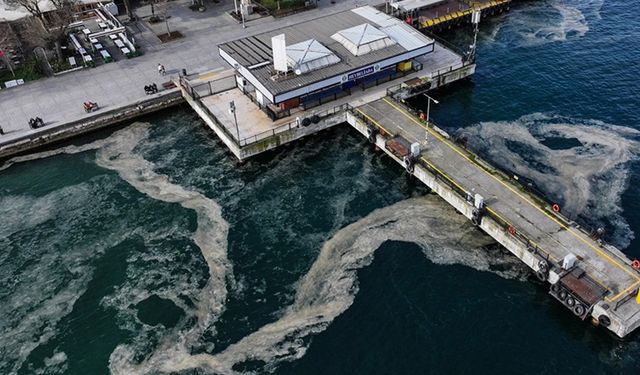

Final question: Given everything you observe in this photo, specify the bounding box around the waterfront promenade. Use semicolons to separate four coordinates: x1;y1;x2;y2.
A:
0;0;378;146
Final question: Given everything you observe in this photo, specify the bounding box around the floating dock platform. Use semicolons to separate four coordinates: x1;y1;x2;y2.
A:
387;0;511;31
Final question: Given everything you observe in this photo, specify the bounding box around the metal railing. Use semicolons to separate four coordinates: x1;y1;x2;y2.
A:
350;100;556;264
180;77;241;147
239;103;352;147
387;60;473;100
422;29;469;58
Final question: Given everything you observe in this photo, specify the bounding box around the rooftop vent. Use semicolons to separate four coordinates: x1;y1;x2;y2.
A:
331;23;396;56
286;39;340;75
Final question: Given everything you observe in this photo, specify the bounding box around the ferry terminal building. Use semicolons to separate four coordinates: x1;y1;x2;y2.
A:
218;6;436;119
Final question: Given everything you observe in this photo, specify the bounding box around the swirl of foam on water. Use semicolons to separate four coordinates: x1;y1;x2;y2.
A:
0;140;110;171
92;123;233;374
459;113;640;248
33;352;68;375
490;0;590;47
110;196;526;374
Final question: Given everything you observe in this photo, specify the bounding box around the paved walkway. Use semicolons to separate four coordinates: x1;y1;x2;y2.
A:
0;0;378;145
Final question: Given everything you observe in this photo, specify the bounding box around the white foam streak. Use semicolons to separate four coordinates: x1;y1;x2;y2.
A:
95;124;232;375
0;140;110;171
461;113;639;248
490;0;590;47
126;196;525;374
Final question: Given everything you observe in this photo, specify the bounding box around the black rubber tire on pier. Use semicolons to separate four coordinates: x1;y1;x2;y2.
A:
558;289;568;301
550;283;560;293
574;304;586;317
566;296;576;308
598;315;611;327
536;270;547;282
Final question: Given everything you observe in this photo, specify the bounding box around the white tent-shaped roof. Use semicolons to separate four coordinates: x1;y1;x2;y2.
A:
331;23;397;56
286;39;340;75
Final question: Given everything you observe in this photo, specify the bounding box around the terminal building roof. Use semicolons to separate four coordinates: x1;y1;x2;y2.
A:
218;6;434;99
286;39;341;75
331;23;397;56
391;0;447;12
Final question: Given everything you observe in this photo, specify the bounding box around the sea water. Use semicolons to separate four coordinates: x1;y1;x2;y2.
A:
1;0;639;373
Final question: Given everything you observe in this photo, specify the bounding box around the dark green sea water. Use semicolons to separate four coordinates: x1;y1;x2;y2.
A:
2;0;640;373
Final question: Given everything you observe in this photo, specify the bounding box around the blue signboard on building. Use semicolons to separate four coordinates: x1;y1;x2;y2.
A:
347;66;375;81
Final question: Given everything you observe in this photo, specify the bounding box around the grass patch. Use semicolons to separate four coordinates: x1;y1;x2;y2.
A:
0;59;43;84
257;0;307;11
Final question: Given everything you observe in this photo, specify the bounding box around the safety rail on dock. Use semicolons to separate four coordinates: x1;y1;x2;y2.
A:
386;60;475;101
238;104;353;147
419;0;511;30
179;76;244;148
350;103;587;282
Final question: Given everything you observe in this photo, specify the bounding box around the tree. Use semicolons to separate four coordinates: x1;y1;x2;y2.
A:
122;0;134;20
0;33;16;77
47;0;78;62
16;0;76;62
15;0;46;28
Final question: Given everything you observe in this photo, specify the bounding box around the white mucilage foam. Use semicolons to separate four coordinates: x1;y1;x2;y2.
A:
109;195;526;375
0;123;233;375
460;113;639;248
486;0;600;47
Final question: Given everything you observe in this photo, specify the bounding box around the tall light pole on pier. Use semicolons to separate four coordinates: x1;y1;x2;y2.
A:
468;9;481;62
233;0;246;28
423;94;439;124
229;100;240;142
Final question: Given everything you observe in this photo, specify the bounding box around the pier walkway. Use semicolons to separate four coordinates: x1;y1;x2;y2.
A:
0;0;381;153
349;97;640;337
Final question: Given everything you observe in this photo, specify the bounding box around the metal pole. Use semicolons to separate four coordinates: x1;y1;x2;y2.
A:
240;2;246;29
423;94;439;124
230;101;240;142
233;0;238;13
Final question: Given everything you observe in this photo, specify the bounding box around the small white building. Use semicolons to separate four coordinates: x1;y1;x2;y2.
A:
218;6;435;114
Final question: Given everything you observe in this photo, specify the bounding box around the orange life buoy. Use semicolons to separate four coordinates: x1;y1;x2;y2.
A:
552;204;561;213
507;225;516;235
419;112;425;121
632;260;640;270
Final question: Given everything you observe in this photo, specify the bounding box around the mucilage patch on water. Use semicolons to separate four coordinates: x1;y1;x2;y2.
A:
109;195;527;375
459;113;640;249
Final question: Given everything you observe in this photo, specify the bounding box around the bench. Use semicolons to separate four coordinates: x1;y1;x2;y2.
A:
100;50;112;62
109;34;118;40
94;43;104;50
68;56;77;68
114;39;125;48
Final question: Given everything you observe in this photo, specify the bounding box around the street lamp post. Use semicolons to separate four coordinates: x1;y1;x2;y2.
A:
229;100;240;142
240;1;246;29
423;94;439;124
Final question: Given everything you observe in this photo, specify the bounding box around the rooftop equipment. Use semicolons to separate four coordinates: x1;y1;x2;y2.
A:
331;23;396;56
272;34;288;74
286;39;340;75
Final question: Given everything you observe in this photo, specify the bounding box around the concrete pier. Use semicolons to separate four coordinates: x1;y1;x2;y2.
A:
0;89;183;160
179;17;640;336
180;41;473;160
347;97;640;338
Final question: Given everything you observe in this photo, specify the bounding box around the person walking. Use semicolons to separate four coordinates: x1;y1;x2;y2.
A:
157;63;166;76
